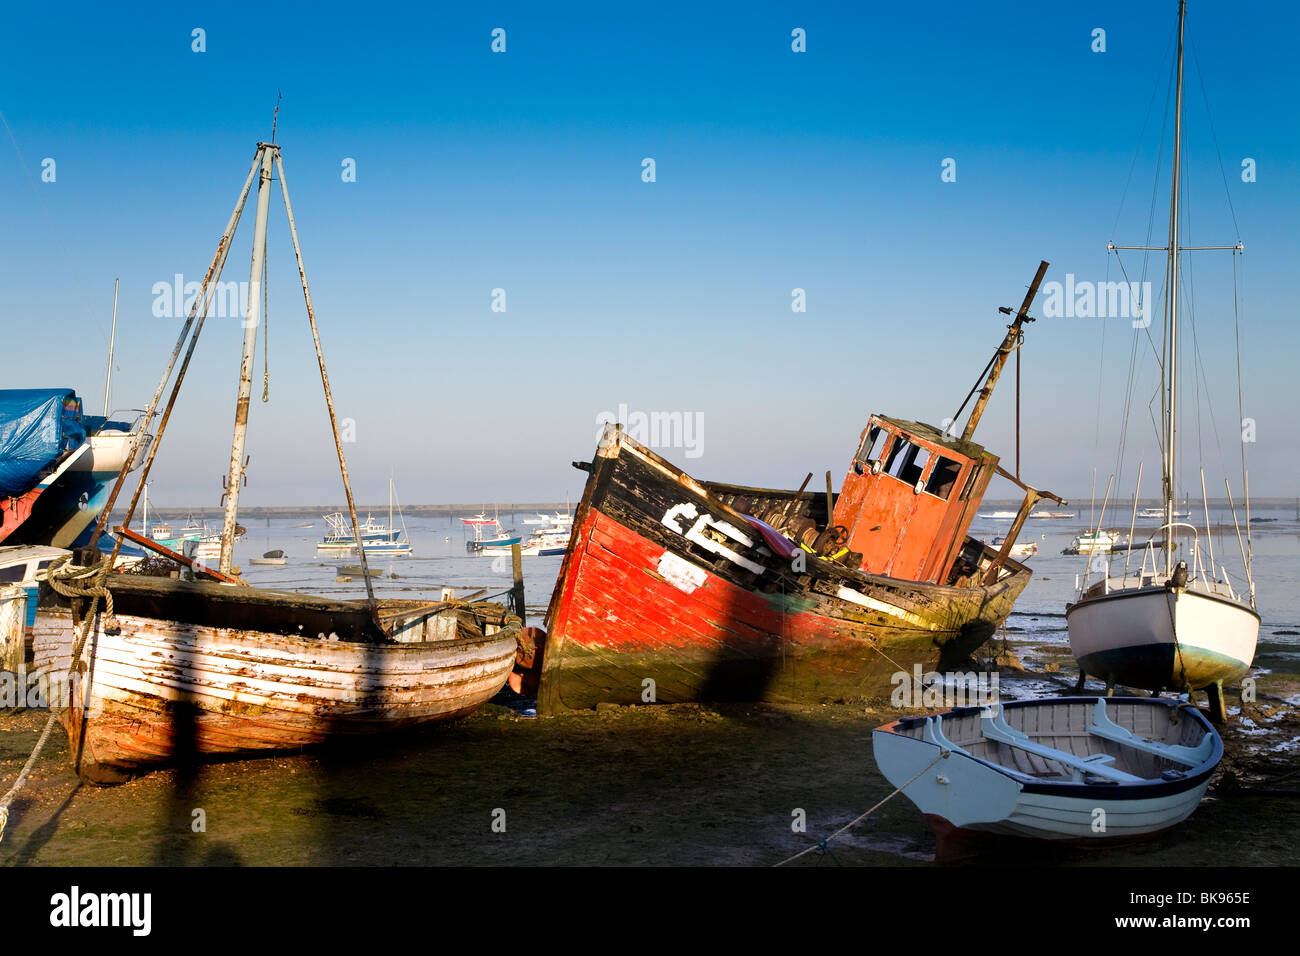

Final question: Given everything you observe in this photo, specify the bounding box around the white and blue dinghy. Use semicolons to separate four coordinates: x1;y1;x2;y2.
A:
873;697;1222;860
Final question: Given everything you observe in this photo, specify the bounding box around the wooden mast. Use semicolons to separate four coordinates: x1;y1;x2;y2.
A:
954;259;1059;575
961;260;1049;442
219;144;276;575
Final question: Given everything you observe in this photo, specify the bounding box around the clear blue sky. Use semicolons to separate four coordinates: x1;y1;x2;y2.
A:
2;1;1296;507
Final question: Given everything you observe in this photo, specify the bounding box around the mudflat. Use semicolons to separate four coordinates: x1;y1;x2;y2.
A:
2;645;1297;867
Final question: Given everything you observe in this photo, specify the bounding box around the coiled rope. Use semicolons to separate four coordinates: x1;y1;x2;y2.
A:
772;749;949;867
0;556;112;842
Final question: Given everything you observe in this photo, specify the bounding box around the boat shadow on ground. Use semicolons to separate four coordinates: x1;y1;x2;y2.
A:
9;782;81;866
151;700;246;866
133;697;910;866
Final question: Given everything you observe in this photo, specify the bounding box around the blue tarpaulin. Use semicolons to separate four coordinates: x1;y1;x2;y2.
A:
0;389;87;496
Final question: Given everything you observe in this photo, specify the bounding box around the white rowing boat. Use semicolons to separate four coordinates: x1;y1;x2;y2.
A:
873;696;1221;861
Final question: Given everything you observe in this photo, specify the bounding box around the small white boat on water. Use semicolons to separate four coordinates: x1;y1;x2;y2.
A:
873;697;1222;861
1066;530;1122;554
316;513;409;557
479;516;572;557
992;536;1037;558
1139;507;1190;520
315;478;412;557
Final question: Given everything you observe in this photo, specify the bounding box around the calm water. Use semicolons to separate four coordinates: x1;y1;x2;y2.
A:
227;512;564;624
216;503;1300;651
976;502;1300;662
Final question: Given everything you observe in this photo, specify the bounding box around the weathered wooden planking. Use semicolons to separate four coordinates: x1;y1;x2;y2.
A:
31;603;520;782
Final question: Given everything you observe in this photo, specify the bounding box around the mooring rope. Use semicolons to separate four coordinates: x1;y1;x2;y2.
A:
43;555;115;626
772;749;948;867
0;557;111;843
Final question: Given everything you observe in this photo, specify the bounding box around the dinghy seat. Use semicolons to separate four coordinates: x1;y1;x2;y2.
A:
1085;698;1214;767
980;705;1143;783
920;714;969;755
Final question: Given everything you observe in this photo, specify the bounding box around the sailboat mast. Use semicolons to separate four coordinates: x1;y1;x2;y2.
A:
1163;0;1186;575
103;278;118;415
220;144;276;574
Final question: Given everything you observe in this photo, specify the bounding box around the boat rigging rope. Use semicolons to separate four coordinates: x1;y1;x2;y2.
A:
1232;252;1251;584
772;750;949;867
262;226;270;403
0;557;111;843
1100;24;1174;507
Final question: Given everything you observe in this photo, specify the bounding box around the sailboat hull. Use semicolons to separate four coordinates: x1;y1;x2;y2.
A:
1067;585;1258;691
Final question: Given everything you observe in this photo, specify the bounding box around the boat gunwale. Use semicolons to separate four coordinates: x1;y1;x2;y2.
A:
597;424;1030;599
35;602;523;656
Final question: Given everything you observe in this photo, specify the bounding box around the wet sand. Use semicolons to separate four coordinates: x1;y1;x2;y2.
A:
2;638;1297;867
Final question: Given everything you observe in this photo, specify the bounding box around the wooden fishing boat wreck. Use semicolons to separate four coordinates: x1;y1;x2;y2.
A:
11;137;522;787
31;574;519;783
873;697;1222;861
532;263;1063;713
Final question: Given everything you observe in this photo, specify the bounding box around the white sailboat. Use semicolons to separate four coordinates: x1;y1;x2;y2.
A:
1067;530;1123;555
316;477;412;556
1067;0;1258;722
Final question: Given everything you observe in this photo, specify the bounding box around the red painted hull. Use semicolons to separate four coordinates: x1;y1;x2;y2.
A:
537;431;1030;713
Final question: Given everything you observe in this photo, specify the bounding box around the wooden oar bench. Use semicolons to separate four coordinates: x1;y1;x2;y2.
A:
979;706;1143;783
1085;698;1214;767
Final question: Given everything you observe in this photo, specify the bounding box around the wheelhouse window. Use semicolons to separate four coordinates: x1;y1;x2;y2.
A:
884;440;929;485
924;456;962;499
856;425;889;465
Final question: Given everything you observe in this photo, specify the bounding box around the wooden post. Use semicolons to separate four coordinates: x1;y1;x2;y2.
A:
825;471;834;526
962;260;1049;442
511;542;525;620
1;587;26;710
983;490;1041;585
